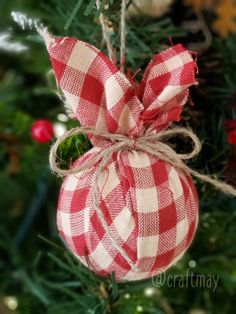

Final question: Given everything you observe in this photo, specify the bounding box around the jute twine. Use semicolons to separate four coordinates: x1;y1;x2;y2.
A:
50;126;236;196
49;1;236;271
95;0;127;71
50;126;236;271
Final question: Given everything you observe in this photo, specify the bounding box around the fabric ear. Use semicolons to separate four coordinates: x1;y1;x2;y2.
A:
42;33;143;139
138;44;197;130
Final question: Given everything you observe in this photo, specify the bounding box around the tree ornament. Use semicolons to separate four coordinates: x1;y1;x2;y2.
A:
31;119;54;143
227;130;236;145
38;2;236;281
225;120;236;145
40;30;199;281
126;0;173;18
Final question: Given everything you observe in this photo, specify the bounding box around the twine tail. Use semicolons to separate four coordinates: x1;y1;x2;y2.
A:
96;0;113;60
120;0;127;72
190;169;236;197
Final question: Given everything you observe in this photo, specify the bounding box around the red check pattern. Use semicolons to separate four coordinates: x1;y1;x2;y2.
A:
43;33;199;281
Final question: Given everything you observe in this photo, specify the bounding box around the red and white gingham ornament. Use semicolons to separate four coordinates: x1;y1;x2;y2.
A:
43;33;199;281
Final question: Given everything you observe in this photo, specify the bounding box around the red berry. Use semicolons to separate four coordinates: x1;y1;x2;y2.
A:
225;119;236;129
31;119;54;143
227;129;236;145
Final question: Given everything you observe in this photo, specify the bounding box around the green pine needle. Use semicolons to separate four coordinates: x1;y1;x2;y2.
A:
64;0;83;30
110;272;119;301
95;0;106;17
84;0;97;16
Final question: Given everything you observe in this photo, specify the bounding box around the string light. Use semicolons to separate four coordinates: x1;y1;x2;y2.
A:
144;287;156;297
53;122;67;138
136;305;143;312
3;296;18;310
189;260;197;268
57;113;69;122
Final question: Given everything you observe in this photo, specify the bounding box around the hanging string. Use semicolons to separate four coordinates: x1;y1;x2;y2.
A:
96;0;127;68
120;0;127;72
96;0;113;60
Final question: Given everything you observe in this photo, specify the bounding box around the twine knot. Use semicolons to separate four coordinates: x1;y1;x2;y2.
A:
50;125;236;199
127;134;138;150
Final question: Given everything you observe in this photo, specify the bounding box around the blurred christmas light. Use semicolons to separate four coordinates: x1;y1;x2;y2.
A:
189;260;197;268
53;122;67;138
57;113;69;122
136;305;143;312
3;296;18;310
124;293;131;299
144;287;156;297
126;0;173;18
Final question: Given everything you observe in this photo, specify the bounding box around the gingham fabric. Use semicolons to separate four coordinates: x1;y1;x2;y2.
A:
43;33;199;281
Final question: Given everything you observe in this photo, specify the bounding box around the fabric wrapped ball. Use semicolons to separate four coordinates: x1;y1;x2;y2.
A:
41;33;199;281
57;148;198;281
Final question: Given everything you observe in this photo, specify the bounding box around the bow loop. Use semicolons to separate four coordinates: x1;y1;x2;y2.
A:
138;44;198;130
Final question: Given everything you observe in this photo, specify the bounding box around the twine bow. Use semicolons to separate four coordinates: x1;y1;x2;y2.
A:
50;126;236;271
50;125;236;195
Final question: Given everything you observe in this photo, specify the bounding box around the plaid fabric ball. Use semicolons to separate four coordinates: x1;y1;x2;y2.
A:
42;33;199;281
58;148;198;281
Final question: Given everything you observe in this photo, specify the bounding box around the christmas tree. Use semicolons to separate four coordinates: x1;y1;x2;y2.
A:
1;1;236;313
